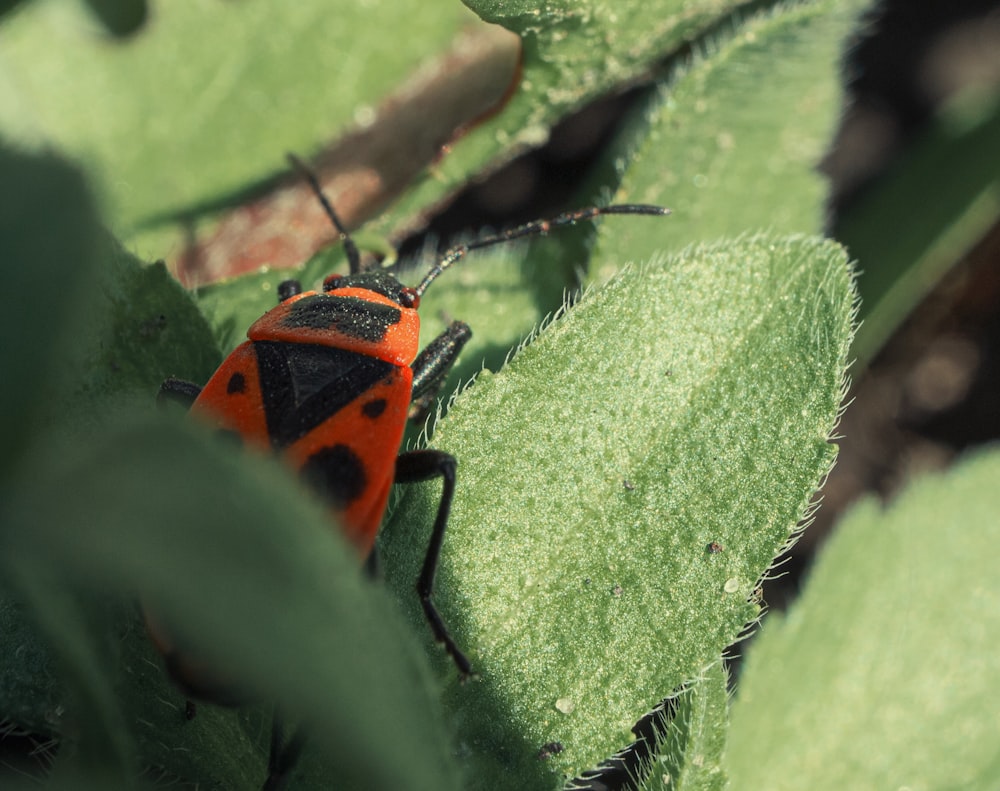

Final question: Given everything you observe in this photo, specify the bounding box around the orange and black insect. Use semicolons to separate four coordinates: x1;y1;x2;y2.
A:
156;154;668;786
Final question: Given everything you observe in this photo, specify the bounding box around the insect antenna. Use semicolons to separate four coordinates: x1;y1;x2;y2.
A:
287;153;363;275
413;203;670;297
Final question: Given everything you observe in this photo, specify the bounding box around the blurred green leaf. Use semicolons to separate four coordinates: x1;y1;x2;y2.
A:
727;449;1000;791
0;0;480;233
0;145;101;476
2;415;461;790
381;234;856;787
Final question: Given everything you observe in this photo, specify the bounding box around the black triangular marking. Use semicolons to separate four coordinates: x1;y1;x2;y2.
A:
254;341;395;448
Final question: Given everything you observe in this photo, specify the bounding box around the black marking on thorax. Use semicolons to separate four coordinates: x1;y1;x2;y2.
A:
254;341;396;448
227;372;246;394
362;398;387;419
280;295;401;343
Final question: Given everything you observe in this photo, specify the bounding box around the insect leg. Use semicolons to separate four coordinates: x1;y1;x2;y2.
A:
158;378;202;410
409;321;472;422
394;449;472;677
277;279;302;302
262;715;307;791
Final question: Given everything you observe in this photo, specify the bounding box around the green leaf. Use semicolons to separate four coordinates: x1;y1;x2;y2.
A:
727;449;1000;791
586;0;870;277
380;233;856;787
0;582;134;785
0;596;63;737
642;662;729;791
2;415;460;790
389;0;750;237
65;245;221;419
440;0;748;174
558;662;728;790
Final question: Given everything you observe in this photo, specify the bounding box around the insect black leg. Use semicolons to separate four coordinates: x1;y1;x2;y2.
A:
363;545;381;579
158;378;202;410
394;449;472;677
409;321;472;422
262;714;307;791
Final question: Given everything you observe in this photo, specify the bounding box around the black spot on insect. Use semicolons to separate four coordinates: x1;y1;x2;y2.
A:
538;741;564;760
280;294;401;342
300;444;367;509
362;398;387;419
227;371;246;394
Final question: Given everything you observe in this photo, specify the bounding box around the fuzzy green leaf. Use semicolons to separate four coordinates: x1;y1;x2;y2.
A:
584;0;868;277
642;662;729;791
432;0;747;174
560;662;729;790
380;234;856;787
727;449;1000;791
0;597;63;737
